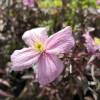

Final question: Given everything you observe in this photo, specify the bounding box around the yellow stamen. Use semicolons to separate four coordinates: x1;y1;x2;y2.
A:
94;37;100;45
34;41;45;52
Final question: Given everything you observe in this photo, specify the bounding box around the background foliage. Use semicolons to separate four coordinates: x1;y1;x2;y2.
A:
0;0;100;100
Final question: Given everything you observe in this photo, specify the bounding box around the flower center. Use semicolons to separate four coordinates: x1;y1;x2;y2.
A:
34;41;45;52
94;37;100;45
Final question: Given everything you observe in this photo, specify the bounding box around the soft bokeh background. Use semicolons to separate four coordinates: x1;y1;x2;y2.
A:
0;0;100;100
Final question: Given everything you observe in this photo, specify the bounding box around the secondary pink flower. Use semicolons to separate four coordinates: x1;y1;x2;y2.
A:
11;26;75;86
97;0;100;5
22;0;35;7
83;30;100;54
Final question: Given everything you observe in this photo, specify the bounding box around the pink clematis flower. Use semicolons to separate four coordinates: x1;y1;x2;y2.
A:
11;26;75;86
83;30;100;55
22;0;35;7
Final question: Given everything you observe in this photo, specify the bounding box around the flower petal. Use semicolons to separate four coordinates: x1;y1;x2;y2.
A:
97;0;100;5
11;48;40;71
22;0;35;7
22;27;48;47
84;33;100;53
35;53;64;86
83;32;96;53
45;26;75;55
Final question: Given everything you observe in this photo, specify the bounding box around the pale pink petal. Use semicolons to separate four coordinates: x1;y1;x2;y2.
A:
45;26;75;55
35;53;64;86
22;0;35;7
83;32;100;54
22;27;48;47
97;0;100;5
83;32;95;53
11;48;40;71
